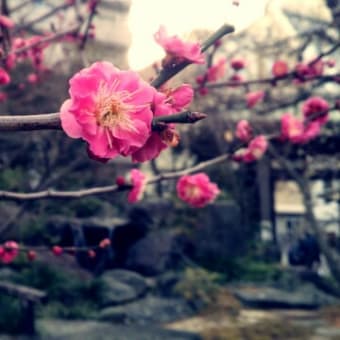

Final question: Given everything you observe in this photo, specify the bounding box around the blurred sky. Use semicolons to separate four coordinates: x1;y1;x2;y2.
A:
128;0;269;70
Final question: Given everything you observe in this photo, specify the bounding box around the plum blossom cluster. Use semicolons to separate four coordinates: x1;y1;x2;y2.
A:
233;120;268;162
0;238;112;264
233;134;268;163
196;56;248;95
0;1;99;103
280;96;330;144
60;61;194;162
271;58;336;83
176;173;220;208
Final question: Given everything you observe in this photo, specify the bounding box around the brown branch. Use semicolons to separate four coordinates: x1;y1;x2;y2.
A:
0;110;207;132
2;24;81;60
9;0;32;14
0;113;61;131
79;0;100;50
0;153;231;201
205;40;340;90
206;73;340;90
13;2;73;33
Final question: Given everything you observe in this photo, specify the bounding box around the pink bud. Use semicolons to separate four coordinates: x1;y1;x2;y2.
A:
0;241;19;264
198;87;209;96
27;73;39;84
246;90;265;108
236;120;252;142
88;249;96;258
231;58;246;70
272;60;288;77
99;238;111;248
116;176;126;186
52;245;63;256
229;74;244;86
27;250;37;261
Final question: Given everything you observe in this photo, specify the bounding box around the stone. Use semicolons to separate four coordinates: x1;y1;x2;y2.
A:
102;270;148;296
0;268;19;281
234;284;339;309
37;319;201;340
98;296;195;325
125;229;190;276
192;201;248;262
100;270;149;306
156;271;183;297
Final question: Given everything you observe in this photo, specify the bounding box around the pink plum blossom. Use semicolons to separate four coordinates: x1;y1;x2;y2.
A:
0;92;7;102
0;241;19;264
302;96;329;125
60;61;155;160
236;119;252;142
325;59;336;68
5;54;16;70
281;111;324;144
243;135;268;162
0;68;11;85
206;57;226;82
280;113;304;143
272;60;288;77
0;15;14;28
300;121;322;143
128;169;147;203
154;26;205;64
294;60;323;82
281;113;304;143
246;90;265;108
132;84;192;162
131;90;171;162
166;83;194;111
27;73;39;84
234;135;268;163
176;173;220;208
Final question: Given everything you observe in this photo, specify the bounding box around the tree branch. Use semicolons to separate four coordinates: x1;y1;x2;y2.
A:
0;110;207;132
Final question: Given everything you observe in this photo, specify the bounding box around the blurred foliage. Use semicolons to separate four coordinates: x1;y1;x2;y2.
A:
174;267;224;309
232;259;282;283
0;167;25;190
0;262;105;333
16;262;103;305
68;197;104;218
0;294;23;334
41;301;98;319
202;319;313;340
18;216;55;246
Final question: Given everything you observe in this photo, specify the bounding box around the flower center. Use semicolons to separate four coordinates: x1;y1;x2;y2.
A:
95;82;136;131
186;184;200;198
99;98;127;128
